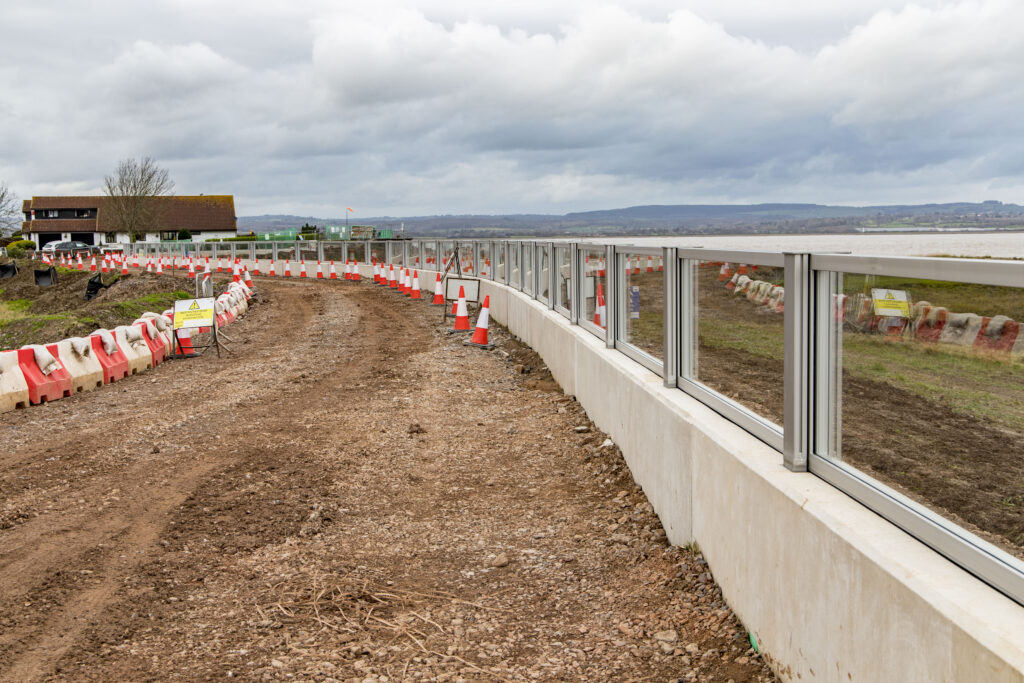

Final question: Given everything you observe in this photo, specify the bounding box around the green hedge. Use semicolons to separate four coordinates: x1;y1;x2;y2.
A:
6;239;35;259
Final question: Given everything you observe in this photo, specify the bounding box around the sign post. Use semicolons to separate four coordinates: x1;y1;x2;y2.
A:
172;296;218;357
871;288;911;336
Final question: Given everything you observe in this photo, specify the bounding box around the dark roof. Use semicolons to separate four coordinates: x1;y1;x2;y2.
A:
145;196;236;233
23;196;236;233
22;219;97;233
27;196;100;210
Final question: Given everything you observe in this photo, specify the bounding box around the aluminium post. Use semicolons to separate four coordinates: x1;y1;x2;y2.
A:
783;252;812;472
605;244;617;349
663;247;678;388
547;242;556;309
569;243;580;324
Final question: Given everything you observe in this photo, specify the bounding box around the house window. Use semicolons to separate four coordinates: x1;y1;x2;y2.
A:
77;209;91;218
104;232;117;243
47;210;58;218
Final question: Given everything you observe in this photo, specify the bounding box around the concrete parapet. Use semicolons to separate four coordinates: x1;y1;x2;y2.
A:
457;272;1024;683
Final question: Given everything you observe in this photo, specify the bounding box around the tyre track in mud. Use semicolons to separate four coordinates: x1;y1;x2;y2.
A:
0;279;428;682
1;276;774;682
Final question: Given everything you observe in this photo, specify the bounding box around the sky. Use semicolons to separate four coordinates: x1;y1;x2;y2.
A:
2;0;1023;217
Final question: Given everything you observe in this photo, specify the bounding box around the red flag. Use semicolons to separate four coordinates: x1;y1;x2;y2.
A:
347;207;354;212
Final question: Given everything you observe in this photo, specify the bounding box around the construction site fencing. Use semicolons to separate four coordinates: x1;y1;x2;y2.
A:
123;239;1024;607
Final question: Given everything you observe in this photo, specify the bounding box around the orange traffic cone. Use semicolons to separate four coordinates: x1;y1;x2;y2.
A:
252;257;260;276
121;259;128;276
316;260;324;279
157;258;163;275
90;255;97;272
299;260;307;278
388;264;398;288
410;270;422;299
284;260;292;277
244;267;254;289
431;272;444;305
718;263;731;282
172;328;200;358
232;262;241;283
594;281;606;329
646;255;654;273
351;261;360;281
269;260;276;276
452;286;471;331
329;260;338;279
403;268;412;295
188;258;195;279
217;257;224;272
372;261;381;284
465;295;493;349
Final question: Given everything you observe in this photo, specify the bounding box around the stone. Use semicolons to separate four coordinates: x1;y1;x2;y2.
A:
654;630;678;643
573;425;590;433
490;553;509;568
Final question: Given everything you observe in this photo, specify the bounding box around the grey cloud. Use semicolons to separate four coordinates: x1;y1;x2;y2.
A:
3;1;1024;215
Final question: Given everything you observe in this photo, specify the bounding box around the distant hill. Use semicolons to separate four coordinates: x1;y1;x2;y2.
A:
239;201;1024;238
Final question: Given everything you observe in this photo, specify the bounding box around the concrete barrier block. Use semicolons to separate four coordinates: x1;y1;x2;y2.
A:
49;337;104;393
939;312;983;346
114;325;152;375
0;349;30;412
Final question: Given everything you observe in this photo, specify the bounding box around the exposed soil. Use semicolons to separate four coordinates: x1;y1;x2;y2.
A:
0;277;774;682
0;260;196;349
690;267;1024;559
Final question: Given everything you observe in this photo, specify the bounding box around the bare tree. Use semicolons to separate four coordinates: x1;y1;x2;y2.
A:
103;157;175;242
0;182;20;237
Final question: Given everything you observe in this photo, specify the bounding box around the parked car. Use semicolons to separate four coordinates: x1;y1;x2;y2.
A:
45;241;100;256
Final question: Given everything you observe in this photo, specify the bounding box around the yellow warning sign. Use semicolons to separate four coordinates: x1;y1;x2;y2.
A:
173;297;215;329
871;288;910;318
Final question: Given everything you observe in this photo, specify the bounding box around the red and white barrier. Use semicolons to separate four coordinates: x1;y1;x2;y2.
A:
0;350;30;412
49;337;104;393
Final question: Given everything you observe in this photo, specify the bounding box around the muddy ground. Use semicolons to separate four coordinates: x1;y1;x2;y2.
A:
0;275;774;682
689;267;1024;559
0;260;194;349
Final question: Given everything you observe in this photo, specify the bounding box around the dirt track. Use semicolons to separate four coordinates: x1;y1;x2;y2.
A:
0;278;773;682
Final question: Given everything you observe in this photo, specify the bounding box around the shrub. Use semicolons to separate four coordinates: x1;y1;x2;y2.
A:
177;229;192;240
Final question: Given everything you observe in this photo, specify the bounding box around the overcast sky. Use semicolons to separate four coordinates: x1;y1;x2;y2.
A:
2;0;1023;217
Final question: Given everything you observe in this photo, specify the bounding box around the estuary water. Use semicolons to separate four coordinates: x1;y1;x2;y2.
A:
586;231;1024;258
